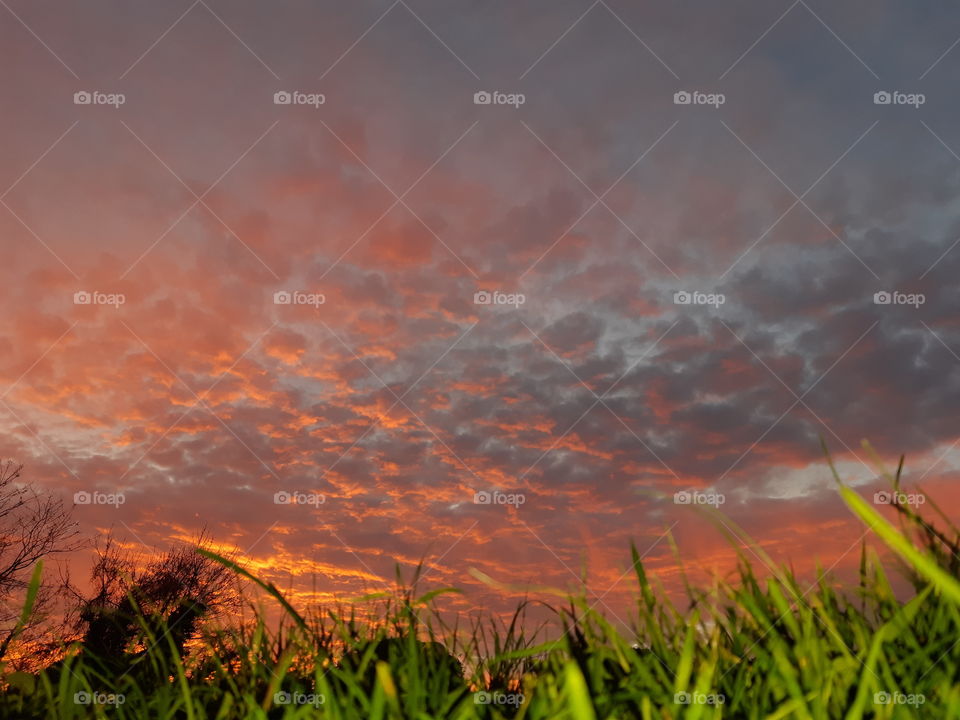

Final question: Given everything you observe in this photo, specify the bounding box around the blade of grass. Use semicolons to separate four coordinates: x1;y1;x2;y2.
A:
0;561;42;661
198;548;308;630
837;487;960;604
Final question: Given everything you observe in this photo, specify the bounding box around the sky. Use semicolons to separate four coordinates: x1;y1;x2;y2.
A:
2;0;960;628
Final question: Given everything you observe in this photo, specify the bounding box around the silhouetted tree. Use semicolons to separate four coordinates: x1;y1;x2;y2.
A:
0;460;80;660
74;533;240;674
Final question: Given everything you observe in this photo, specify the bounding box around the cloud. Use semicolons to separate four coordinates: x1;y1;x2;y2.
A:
2;0;960;617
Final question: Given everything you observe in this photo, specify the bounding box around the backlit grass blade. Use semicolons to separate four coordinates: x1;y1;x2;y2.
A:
563;662;596;720
198;547;308;630
837;486;960;604
0;560;42;661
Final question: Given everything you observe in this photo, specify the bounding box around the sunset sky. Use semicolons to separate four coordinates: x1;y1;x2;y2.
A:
2;1;960;627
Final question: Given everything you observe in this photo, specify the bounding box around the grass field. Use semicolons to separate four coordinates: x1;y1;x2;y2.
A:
1;451;958;719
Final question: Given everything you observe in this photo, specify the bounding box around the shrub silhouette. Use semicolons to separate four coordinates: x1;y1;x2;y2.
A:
72;534;238;679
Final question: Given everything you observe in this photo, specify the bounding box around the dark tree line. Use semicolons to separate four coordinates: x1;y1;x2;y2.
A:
70;533;239;672
0;461;81;662
0;460;240;673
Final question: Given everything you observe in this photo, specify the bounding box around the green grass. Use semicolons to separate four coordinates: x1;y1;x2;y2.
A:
2;449;959;718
